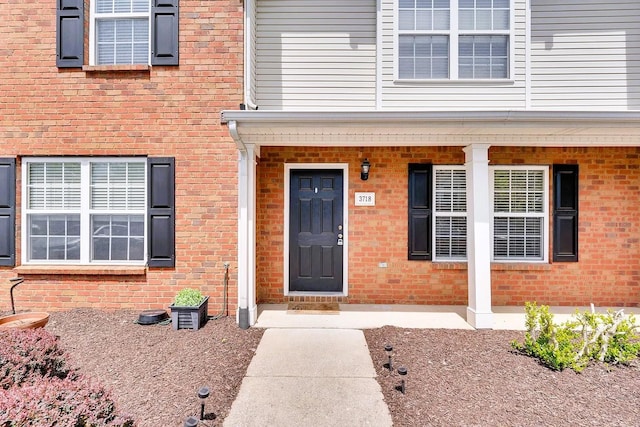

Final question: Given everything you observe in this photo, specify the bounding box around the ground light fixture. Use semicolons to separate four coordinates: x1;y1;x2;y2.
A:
384;344;393;371
360;158;370;180
184;416;198;426
198;386;210;420
397;367;408;394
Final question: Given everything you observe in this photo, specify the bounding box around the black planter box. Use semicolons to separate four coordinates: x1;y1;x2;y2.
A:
169;296;209;331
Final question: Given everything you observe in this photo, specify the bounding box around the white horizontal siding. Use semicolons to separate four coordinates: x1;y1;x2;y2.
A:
379;0;528;111
255;0;377;111
530;0;640;111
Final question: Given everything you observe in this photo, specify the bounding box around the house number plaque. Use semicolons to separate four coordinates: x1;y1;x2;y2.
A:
355;192;375;206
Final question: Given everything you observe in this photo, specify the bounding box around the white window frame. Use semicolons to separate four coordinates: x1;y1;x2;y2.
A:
395;0;514;81
428;164;549;263
21;157;147;266
433;166;467;261
490;165;549;263
89;0;152;66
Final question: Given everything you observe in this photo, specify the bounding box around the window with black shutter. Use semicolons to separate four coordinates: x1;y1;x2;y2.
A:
553;164;579;262
56;0;180;67
408;164;432;260
147;157;176;267
0;158;16;267
56;0;84;68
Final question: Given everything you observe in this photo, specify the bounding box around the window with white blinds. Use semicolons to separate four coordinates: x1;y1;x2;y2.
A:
491;167;548;261
434;167;467;260
397;0;511;80
23;158;146;264
92;0;150;65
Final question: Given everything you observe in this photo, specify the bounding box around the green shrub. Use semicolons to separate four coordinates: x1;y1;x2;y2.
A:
173;288;205;306
511;302;640;372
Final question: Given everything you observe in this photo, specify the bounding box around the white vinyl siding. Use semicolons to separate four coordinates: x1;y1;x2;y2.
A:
22;158;147;265
255;0;377;110
382;0;526;110
530;1;640;111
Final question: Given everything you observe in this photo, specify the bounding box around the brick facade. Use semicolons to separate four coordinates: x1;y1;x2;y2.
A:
257;146;640;308
0;1;244;315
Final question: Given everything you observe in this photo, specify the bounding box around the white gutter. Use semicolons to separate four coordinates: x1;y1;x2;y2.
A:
228;120;251;329
221;110;640;125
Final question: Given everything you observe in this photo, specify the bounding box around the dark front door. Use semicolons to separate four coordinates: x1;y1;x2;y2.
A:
289;169;344;292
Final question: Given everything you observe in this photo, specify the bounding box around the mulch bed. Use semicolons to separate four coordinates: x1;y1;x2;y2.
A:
3;309;639;426
43;309;263;427
364;327;640;427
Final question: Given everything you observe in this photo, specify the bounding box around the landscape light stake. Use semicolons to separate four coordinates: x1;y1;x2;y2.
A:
384;344;393;371
396;367;407;394
198;386;210;421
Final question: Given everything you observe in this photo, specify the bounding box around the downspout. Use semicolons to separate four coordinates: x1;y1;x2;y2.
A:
229;121;251;329
243;0;258;110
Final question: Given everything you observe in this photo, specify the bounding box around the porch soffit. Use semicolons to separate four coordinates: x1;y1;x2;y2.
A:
220;110;640;148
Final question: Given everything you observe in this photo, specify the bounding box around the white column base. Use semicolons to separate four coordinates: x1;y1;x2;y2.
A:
467;307;494;329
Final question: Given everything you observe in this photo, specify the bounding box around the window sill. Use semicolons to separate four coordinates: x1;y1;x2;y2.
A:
82;64;150;72
14;265;147;276
491;263;551;271
394;78;515;85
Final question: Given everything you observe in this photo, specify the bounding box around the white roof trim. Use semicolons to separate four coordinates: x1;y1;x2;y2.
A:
220;110;640;148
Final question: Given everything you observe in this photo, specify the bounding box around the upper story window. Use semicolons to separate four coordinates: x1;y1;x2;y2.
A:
398;0;511;80
92;0;151;65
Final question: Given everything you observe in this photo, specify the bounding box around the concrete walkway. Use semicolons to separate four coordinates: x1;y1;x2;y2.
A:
224;304;636;426
223;328;392;426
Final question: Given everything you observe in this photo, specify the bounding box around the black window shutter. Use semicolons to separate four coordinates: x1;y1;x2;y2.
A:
0;158;16;267
553;164;579;262
151;0;179;66
56;0;84;68
148;157;175;267
408;164;432;260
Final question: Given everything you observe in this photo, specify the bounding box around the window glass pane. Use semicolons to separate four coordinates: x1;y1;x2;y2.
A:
96;0;113;13
433;10;450;30
414;58;431;79
28;214;80;261
399;10;415;31
493;169;545;261
459;36;508;79
399;58;414;79
494;9;509;30
459;10;474;30
416;10;433;31
97;18;148;65
27;163;81;210
91;214;145;261
399;35;449;79
476;10;492;30
400;0;415;8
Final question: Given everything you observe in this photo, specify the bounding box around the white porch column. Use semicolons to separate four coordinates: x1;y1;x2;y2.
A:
464;144;493;329
237;144;258;328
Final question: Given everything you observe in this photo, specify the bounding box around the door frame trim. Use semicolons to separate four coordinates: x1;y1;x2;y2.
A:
284;163;349;296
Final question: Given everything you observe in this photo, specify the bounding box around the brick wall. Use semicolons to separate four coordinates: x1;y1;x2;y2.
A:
0;1;243;315
257;146;640;308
